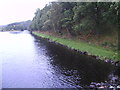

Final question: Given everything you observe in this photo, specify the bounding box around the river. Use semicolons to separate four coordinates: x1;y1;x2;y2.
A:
0;31;119;88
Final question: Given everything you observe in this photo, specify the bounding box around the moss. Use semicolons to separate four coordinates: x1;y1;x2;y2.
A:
33;32;119;61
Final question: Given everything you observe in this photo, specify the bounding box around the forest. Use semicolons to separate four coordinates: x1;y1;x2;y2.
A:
30;2;119;51
1;20;31;31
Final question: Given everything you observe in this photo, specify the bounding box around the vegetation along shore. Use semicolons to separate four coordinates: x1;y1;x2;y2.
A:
29;2;119;64
32;31;119;65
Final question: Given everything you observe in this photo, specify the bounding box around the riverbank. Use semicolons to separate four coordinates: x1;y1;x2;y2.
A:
32;31;119;62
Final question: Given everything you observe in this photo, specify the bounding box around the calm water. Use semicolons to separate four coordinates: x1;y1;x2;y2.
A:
0;31;119;88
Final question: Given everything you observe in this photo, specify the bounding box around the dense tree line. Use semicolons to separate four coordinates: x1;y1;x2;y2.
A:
30;2;119;36
2;20;31;31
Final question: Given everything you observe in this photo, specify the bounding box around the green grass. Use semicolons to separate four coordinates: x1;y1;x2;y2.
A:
33;32;119;61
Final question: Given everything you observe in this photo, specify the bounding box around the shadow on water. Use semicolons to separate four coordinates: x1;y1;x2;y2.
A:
33;36;120;88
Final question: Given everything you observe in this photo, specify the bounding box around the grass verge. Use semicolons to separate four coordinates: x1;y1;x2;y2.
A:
32;31;119;61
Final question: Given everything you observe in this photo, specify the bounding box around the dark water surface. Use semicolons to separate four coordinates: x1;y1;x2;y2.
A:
0;31;119;88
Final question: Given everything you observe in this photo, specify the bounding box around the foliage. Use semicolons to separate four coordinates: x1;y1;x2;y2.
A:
33;32;119;61
30;2;119;36
2;20;31;31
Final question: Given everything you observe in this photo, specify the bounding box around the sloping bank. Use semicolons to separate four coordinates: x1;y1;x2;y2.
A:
32;31;119;62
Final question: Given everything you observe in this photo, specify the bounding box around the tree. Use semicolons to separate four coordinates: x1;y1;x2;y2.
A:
30;2;119;38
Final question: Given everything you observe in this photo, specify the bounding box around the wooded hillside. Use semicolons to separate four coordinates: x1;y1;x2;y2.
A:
30;2;119;34
30;2;119;50
2;20;31;31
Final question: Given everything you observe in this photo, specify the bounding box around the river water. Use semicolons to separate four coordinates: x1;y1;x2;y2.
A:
0;31;119;88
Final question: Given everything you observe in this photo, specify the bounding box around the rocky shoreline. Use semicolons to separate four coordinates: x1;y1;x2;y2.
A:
32;32;120;67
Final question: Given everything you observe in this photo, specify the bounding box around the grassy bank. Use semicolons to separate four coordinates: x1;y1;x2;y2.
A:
32;31;119;61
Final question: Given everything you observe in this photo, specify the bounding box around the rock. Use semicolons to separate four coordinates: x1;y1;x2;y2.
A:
117;85;120;88
83;51;88;55
99;86;105;88
90;84;95;88
105;59;109;62
105;59;112;63
96;83;101;87
49;40;53;42
91;82;96;85
110;61;114;64
78;51;83;54
74;49;77;52
96;56;100;60
109;85;114;88
115;61;120;66
91;55;97;59
100;82;105;86
77;50;80;53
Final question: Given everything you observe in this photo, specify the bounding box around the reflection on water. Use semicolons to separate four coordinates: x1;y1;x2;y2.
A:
35;37;120;88
0;31;119;88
